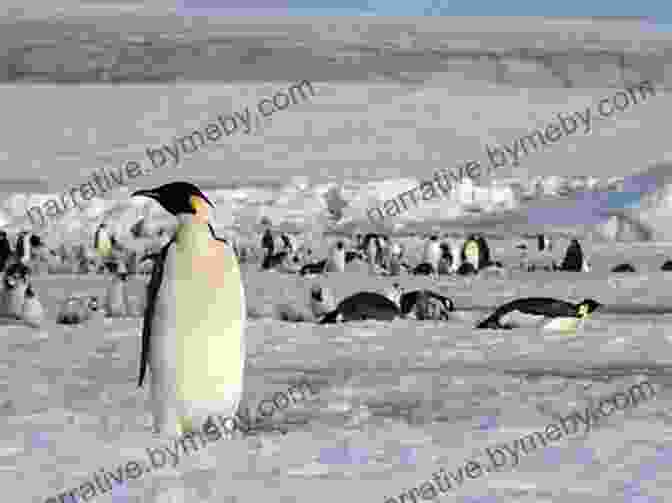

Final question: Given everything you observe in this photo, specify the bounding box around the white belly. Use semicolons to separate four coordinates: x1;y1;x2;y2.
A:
150;241;246;433
499;310;545;328
500;310;581;332
423;243;440;267
542;316;581;332
106;283;126;317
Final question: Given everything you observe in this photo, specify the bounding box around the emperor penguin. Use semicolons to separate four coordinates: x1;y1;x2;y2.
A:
22;285;45;328
448;238;462;273
422;236;441;273
366;235;378;273
105;265;129;318
326;241;346;273
319;291;400;324
94;223;113;261
133;182;246;437
476;297;602;332
461;235;481;271
309;284;337;320
559;239;587;272
16;231;31;265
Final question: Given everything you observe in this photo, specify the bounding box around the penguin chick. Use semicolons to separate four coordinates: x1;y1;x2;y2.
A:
105;271;129;318
57;296;96;325
22;285;45;328
309;284;336;319
476;297;602;332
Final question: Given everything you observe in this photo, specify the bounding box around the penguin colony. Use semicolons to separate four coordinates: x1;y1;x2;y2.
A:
8;180;672;438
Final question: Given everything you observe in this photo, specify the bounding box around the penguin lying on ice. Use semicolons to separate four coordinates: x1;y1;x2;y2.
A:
319;292;401;324
611;263;636;273
476;297;602;332
300;259;328;276
56;295;102;325
399;290;455;320
383;283;455;320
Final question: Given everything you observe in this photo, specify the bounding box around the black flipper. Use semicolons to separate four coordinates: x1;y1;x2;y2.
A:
208;223;238;256
138;236;174;387
319;309;340;324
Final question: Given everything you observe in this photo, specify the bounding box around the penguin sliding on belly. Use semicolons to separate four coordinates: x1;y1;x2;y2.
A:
319;291;401;324
476;297;602;332
133;182;246;437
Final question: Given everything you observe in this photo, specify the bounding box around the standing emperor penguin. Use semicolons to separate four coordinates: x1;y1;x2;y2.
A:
15;231;31;265
326;241;346;273
105;265;129;318
133;182;246;437
448;237;462;273
461;235;481;271
22;285;45;328
422;236;441;273
94;223;113;261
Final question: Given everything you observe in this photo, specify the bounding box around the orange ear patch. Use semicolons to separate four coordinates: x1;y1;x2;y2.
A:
190;195;205;213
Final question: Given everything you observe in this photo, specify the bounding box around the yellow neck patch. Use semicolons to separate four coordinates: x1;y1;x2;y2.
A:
190;195;210;220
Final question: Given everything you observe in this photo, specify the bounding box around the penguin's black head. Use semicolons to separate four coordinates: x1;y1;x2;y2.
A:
132;182;214;216
577;299;602;318
336;241;344;250
25;285;35;298
118;272;129;282
310;285;323;301
430;235;438;241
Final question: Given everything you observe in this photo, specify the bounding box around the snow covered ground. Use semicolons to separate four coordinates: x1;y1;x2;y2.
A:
4;239;672;503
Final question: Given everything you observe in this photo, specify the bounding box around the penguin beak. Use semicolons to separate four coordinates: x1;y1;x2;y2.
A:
131;189;160;201
199;194;215;208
